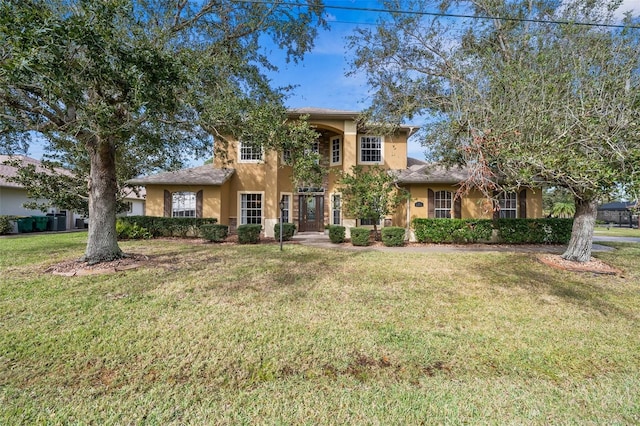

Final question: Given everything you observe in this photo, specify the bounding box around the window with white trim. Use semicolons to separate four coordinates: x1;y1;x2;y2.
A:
239;141;263;162
331;137;342;165
240;193;262;224
434;190;452;218
331;193;341;225
280;194;291;223
498;192;517;218
359;135;383;164
172;192;196;217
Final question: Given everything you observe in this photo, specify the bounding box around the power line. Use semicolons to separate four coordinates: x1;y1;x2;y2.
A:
233;0;640;30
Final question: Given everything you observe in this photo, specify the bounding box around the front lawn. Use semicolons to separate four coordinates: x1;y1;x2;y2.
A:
1;233;639;424
594;226;640;238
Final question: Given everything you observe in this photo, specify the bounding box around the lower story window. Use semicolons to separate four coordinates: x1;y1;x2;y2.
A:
498;192;517;218
281;194;291;223
360;218;381;226
172;192;196;217
434;190;452;218
241;193;262;225
331;194;341;225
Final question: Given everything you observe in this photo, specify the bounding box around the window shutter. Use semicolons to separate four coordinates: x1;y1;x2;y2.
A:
163;190;172;217
428;189;435;218
454;196;462;219
196;190;203;218
519;189;527;218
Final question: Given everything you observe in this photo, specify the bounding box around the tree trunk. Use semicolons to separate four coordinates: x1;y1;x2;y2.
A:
83;137;123;264
561;198;597;263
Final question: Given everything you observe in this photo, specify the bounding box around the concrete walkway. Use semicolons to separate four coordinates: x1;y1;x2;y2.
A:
291;232;617;253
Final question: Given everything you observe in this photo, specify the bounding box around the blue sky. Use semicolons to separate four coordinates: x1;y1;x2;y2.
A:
25;0;640;164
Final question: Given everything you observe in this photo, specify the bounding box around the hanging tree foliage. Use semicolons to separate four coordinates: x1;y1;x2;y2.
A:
0;0;325;264
348;0;640;262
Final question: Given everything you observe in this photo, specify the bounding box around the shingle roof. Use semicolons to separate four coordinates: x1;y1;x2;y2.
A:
598;201;638;211
0;155;72;188
126;165;235;186
395;162;470;184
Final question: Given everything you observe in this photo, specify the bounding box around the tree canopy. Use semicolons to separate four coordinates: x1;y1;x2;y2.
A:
348;0;640;261
0;0;325;263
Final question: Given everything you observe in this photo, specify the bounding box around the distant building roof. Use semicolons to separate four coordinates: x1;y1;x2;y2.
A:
122;186;146;200
127;165;235;186
0;155;72;188
598;201;638;211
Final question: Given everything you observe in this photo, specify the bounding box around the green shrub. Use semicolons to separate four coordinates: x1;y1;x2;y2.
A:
350;227;371;246
0;215;15;235
329;225;346;243
116;220;151;240
237;224;262;244
201;224;228;242
381;227;406;247
274;222;296;241
117;216;217;238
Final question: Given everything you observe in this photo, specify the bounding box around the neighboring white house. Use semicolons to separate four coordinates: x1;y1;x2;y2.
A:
121;186;146;217
0;155;83;231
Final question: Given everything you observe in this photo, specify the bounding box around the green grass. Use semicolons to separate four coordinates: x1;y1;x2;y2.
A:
1;233;639;424
594;226;640;238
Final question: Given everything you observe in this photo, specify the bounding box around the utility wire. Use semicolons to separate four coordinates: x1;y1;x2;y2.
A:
232;0;640;30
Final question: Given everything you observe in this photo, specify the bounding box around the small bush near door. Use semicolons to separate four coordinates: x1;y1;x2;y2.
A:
381;227;406;247
329;225;346;243
274;223;296;241
237;224;261;244
350;227;371;246
201;224;229;242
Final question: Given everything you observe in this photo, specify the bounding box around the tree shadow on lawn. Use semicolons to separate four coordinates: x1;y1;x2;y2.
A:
477;253;636;320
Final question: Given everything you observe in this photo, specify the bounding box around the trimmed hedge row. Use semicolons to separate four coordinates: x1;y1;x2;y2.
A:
412;218;573;244
118;216;217;238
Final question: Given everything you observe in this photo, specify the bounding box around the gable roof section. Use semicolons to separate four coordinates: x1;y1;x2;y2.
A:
127;165;235;186
288;107;419;135
0;155;72;188
395;162;470;185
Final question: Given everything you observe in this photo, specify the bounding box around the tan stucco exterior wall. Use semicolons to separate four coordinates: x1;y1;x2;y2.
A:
144;184;222;220
399;185;544;228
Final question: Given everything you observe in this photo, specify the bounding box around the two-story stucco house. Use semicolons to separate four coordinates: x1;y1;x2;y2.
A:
128;108;543;238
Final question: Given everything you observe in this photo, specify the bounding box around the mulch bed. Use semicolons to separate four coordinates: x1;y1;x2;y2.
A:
537;254;622;275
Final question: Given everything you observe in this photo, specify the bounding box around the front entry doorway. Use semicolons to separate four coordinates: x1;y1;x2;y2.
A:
298;195;324;232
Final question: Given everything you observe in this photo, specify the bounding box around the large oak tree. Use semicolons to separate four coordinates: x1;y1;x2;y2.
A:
348;0;640;262
0;0;324;263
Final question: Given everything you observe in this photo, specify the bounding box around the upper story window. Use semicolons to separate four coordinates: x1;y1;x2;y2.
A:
331;137;342;166
239;141;263;163
359;135;383;164
434;190;452;218
498;192;517;218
